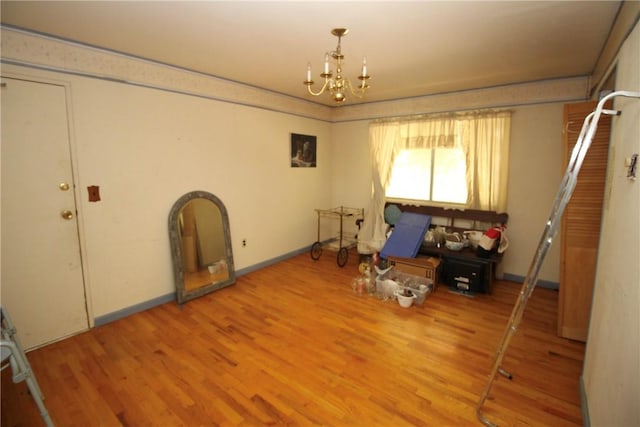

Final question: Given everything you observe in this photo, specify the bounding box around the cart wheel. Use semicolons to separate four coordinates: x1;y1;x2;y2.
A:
310;241;322;260
337;247;349;267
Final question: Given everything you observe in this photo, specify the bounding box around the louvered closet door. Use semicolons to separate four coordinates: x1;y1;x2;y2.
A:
558;101;611;342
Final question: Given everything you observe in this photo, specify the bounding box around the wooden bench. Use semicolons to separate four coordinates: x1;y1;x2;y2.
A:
384;203;508;294
385;203;508;232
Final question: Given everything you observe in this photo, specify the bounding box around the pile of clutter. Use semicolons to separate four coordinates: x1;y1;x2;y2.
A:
352;254;434;308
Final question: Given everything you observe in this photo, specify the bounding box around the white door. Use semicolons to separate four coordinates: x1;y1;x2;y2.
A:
1;76;89;350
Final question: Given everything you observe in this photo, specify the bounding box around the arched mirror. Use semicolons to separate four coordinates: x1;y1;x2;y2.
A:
169;191;236;304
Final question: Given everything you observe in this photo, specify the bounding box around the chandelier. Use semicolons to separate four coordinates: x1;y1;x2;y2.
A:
303;28;370;104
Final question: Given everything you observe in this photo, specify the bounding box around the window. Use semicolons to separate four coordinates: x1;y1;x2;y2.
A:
386;147;467;205
357;110;511;254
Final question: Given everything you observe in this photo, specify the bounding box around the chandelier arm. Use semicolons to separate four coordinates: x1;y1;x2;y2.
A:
306;79;331;96
345;79;366;99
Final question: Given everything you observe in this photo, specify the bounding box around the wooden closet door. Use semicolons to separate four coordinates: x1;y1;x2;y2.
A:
558;101;611;342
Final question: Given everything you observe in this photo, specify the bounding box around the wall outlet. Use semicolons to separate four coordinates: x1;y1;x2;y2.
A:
242;239;247;247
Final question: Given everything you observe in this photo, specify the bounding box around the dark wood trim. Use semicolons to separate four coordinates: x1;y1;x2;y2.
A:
385;202;508;228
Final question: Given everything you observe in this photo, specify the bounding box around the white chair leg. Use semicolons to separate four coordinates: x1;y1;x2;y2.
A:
26;375;55;427
2;306;54;426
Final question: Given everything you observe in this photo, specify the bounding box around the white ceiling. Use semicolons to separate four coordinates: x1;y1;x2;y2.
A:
0;1;622;107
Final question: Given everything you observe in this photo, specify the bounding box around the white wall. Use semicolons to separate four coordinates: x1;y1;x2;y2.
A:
504;104;564;283
330;120;371;210
1;63;332;319
583;20;640;426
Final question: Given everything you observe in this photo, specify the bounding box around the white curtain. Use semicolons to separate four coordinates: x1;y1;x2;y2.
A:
357;122;398;253
357;110;511;254
463;111;511;211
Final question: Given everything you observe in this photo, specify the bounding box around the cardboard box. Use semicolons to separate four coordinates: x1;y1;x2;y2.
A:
387;256;441;289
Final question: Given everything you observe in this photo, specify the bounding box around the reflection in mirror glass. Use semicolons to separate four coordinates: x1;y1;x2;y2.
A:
169;191;235;304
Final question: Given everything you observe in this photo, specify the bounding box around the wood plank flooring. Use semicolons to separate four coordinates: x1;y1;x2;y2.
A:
1;250;585;426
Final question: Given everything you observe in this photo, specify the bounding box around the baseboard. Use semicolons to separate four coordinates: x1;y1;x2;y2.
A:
235;245;310;276
94;245;312;327
94;292;176;327
502;273;559;290
580;375;590;426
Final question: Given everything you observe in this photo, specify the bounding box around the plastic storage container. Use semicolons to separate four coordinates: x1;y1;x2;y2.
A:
375;267;434;305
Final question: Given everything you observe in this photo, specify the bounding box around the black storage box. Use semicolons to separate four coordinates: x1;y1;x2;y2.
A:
443;258;486;293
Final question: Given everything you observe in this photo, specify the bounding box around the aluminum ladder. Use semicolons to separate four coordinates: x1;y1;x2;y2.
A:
476;90;640;427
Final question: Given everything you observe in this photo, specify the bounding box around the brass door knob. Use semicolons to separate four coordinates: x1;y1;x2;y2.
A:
61;210;74;220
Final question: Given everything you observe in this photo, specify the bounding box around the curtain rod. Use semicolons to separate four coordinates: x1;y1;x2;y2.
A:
372;108;513;124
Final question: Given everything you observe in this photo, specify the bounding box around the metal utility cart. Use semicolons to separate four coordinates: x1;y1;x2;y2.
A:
310;206;364;267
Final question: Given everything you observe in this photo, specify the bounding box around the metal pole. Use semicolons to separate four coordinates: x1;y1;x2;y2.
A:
476;91;640;427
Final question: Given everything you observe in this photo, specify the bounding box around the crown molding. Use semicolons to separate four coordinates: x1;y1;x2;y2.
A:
2;26;590;124
0;26;332;122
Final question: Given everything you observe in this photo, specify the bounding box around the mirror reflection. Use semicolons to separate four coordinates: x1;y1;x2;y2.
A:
169;191;235;304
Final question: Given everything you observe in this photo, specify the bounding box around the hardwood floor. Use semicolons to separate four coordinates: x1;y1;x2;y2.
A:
2;250;585;426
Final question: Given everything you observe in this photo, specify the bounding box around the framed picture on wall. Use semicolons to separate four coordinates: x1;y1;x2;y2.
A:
290;133;317;167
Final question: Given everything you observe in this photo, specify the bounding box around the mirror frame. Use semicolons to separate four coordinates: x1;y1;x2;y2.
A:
168;190;236;304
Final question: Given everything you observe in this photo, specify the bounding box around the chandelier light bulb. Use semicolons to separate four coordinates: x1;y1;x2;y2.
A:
306;63;312;84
